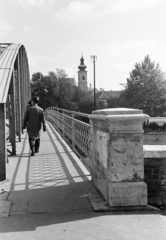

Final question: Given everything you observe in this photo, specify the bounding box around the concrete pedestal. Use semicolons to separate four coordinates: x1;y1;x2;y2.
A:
89;108;149;207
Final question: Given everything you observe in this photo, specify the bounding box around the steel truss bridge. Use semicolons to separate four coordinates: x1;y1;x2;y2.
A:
0;43;31;181
0;43;164;183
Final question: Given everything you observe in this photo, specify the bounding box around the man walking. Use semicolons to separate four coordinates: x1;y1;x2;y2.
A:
23;96;46;156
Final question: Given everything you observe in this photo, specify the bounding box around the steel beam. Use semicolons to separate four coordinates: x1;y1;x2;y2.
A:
9;72;16;155
16;54;22;141
0;104;6;181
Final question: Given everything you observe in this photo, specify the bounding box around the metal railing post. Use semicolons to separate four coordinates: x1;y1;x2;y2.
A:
51;107;53;124
62;109;65;138
45;106;91;170
57;108;59;132
72;112;75;150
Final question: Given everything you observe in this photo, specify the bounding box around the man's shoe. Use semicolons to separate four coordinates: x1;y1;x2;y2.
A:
31;152;35;156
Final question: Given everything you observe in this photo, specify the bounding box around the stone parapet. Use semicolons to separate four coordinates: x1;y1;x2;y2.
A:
144;132;166;145
144;145;166;207
89;108;149;207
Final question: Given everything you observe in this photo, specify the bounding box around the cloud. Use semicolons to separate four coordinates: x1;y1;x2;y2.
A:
23;26;33;33
0;22;14;34
55;0;165;24
110;0;160;13
107;40;159;56
63;67;75;77
55;1;94;24
28;53;68;75
17;0;53;7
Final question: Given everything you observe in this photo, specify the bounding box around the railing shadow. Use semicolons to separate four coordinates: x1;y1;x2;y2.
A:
0;123;162;234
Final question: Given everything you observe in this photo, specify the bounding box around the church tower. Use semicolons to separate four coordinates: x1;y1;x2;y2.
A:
78;54;87;92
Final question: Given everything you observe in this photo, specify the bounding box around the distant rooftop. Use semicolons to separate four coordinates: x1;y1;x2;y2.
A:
95;90;121;99
66;77;76;86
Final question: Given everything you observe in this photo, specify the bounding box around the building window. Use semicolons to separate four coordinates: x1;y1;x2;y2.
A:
82;76;85;80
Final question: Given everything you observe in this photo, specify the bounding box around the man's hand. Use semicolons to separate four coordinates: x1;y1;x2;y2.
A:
43;125;46;132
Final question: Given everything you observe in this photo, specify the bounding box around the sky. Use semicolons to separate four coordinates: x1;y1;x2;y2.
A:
0;0;166;91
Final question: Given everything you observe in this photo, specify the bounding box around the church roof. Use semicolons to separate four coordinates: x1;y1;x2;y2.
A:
99;91;109;99
105;90;121;98
66;78;76;86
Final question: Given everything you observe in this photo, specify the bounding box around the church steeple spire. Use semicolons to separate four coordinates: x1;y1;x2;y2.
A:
78;54;87;92
78;54;87;71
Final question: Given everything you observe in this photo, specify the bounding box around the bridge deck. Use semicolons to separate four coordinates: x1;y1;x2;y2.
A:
1;121;97;216
1;122;166;239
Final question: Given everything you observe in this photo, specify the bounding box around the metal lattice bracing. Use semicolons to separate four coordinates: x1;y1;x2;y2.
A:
45;107;91;171
0;43;31;181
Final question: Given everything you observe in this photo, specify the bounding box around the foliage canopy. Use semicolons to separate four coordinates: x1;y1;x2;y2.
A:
119;55;166;116
31;69;94;113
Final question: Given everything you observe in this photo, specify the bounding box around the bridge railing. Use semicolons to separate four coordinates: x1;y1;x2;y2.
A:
45;107;92;170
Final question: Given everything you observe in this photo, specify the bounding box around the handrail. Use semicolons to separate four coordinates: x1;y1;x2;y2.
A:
45;107;92;170
48;106;90;118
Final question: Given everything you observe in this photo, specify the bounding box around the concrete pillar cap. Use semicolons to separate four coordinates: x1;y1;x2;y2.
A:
92;108;143;115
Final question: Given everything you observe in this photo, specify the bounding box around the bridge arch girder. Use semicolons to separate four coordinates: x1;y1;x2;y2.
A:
0;43;31;181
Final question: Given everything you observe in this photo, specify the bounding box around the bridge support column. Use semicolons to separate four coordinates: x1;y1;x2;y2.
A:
15;55;22;142
9;72;16;155
89;108;149;207
0;104;6;181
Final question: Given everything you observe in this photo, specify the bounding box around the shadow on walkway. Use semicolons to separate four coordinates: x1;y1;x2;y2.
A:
0;122;165;239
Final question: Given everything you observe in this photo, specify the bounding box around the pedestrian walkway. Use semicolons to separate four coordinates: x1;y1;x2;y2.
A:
1;122;95;214
0;122;166;240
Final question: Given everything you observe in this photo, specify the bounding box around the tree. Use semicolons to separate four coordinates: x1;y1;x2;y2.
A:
31;75;53;109
72;86;85;102
121;55;166;116
31;69;75;110
106;97;121;108
55;69;68;79
31;72;43;82
78;97;94;114
57;78;74;109
30;69;102;113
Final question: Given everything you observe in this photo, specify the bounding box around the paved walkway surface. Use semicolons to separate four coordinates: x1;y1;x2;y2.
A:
1;122;166;240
